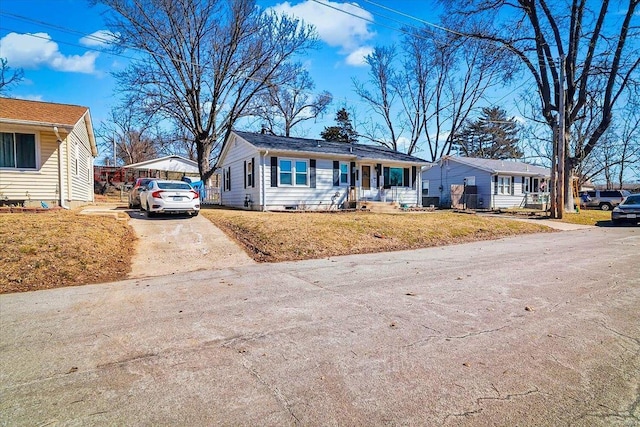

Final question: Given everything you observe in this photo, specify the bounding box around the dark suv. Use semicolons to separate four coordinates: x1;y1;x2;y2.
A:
128;178;158;209
581;189;631;211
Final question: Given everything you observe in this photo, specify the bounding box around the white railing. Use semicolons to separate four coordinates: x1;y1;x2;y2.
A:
201;186;221;205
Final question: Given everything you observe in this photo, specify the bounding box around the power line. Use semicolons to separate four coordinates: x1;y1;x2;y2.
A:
359;0;467;37
307;0;434;42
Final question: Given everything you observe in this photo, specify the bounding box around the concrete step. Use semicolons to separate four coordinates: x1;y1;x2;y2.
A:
357;201;400;213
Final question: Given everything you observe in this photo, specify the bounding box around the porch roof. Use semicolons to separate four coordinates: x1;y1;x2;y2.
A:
233;131;430;165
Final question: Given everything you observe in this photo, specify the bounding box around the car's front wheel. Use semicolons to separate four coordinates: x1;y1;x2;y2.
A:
191;211;199;217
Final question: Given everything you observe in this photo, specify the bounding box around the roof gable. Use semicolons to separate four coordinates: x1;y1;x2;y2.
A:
0;97;88;127
231;131;429;164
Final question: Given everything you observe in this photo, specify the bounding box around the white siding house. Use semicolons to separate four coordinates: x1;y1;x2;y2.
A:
422;156;550;209
0;98;97;208
216;131;430;211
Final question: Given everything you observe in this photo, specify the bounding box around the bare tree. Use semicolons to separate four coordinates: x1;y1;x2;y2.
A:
97;99;160;166
250;63;332;137
354;29;508;159
94;0;316;182
353;46;407;151
440;0;640;217
0;58;24;95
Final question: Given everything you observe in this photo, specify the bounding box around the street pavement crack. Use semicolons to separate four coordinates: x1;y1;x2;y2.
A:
239;359;301;425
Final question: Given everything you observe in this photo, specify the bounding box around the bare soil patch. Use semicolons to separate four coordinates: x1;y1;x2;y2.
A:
201;209;553;262
0;211;135;294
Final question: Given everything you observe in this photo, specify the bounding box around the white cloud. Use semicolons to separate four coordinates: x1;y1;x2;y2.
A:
79;30;118;48
17;94;43;101
345;45;373;66
0;32;98;74
271;1;375;65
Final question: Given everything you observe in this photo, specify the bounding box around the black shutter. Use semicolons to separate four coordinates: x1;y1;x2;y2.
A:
494;175;498;194
376;164;382;188
333;161;339;186
244;160;247;189
251;157;255;188
383;167;390;189
227;167;231;191
310;159;316;188
350;162;356;186
411;166;417;189
270;157;278;187
403;168;410;187
511;176;515;195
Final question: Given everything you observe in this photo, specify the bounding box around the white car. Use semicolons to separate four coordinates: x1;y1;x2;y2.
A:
140;180;200;217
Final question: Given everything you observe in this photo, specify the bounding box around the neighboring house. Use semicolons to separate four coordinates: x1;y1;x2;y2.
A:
422;156;550;209
0;98;97;208
216;131;430;211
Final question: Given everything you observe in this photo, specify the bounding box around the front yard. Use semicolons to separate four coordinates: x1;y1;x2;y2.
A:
0;211;135;294
201;209;552;262
1;208;554;294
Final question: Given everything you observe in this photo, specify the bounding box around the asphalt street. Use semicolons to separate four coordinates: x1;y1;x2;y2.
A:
1;226;639;426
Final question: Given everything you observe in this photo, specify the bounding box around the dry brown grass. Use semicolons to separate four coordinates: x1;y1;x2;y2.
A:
201;209;552;262
556;209;612;226
0;211;135;294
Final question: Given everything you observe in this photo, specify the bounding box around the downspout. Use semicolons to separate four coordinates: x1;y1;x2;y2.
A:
53;127;69;209
262;150;269;211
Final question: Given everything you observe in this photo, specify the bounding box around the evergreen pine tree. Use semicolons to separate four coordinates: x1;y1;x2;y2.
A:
320;108;358;143
453;107;522;159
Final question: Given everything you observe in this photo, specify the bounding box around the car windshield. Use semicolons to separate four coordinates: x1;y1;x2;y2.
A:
622;195;640;205
157;182;192;190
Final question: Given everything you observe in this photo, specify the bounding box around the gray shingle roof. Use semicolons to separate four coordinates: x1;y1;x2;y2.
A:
234;131;429;164
446;156;550;176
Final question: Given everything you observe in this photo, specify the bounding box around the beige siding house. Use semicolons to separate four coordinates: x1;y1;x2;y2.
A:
0;98;97;208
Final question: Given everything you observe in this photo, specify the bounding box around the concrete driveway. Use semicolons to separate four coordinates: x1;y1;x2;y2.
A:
125;209;255;278
80;205;255;278
1;226;638;426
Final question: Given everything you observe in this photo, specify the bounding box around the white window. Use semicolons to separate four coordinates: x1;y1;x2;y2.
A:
246;159;253;188
340;162;349;185
0;132;37;169
74;144;79;176
422;180;429;196
224;166;231;191
498;176;511;195
280;159;308;186
464;176;475;186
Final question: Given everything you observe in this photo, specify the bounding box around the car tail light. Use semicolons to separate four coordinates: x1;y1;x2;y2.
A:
151;190;164;198
190;190;199;199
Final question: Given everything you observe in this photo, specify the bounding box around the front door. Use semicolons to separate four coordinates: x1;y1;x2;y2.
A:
362;165;371;190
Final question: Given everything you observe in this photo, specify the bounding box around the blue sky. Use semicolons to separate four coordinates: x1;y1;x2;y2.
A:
0;1;441;144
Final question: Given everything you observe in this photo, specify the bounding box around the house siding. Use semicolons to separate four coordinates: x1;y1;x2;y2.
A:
264;157;350;210
0;129;61;205
217;133;424;211
219;137;261;209
67;117;94;204
423;161;548;209
0;117;95;207
422;162;493;208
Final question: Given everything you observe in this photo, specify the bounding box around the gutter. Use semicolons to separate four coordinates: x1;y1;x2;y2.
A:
53;126;70;209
